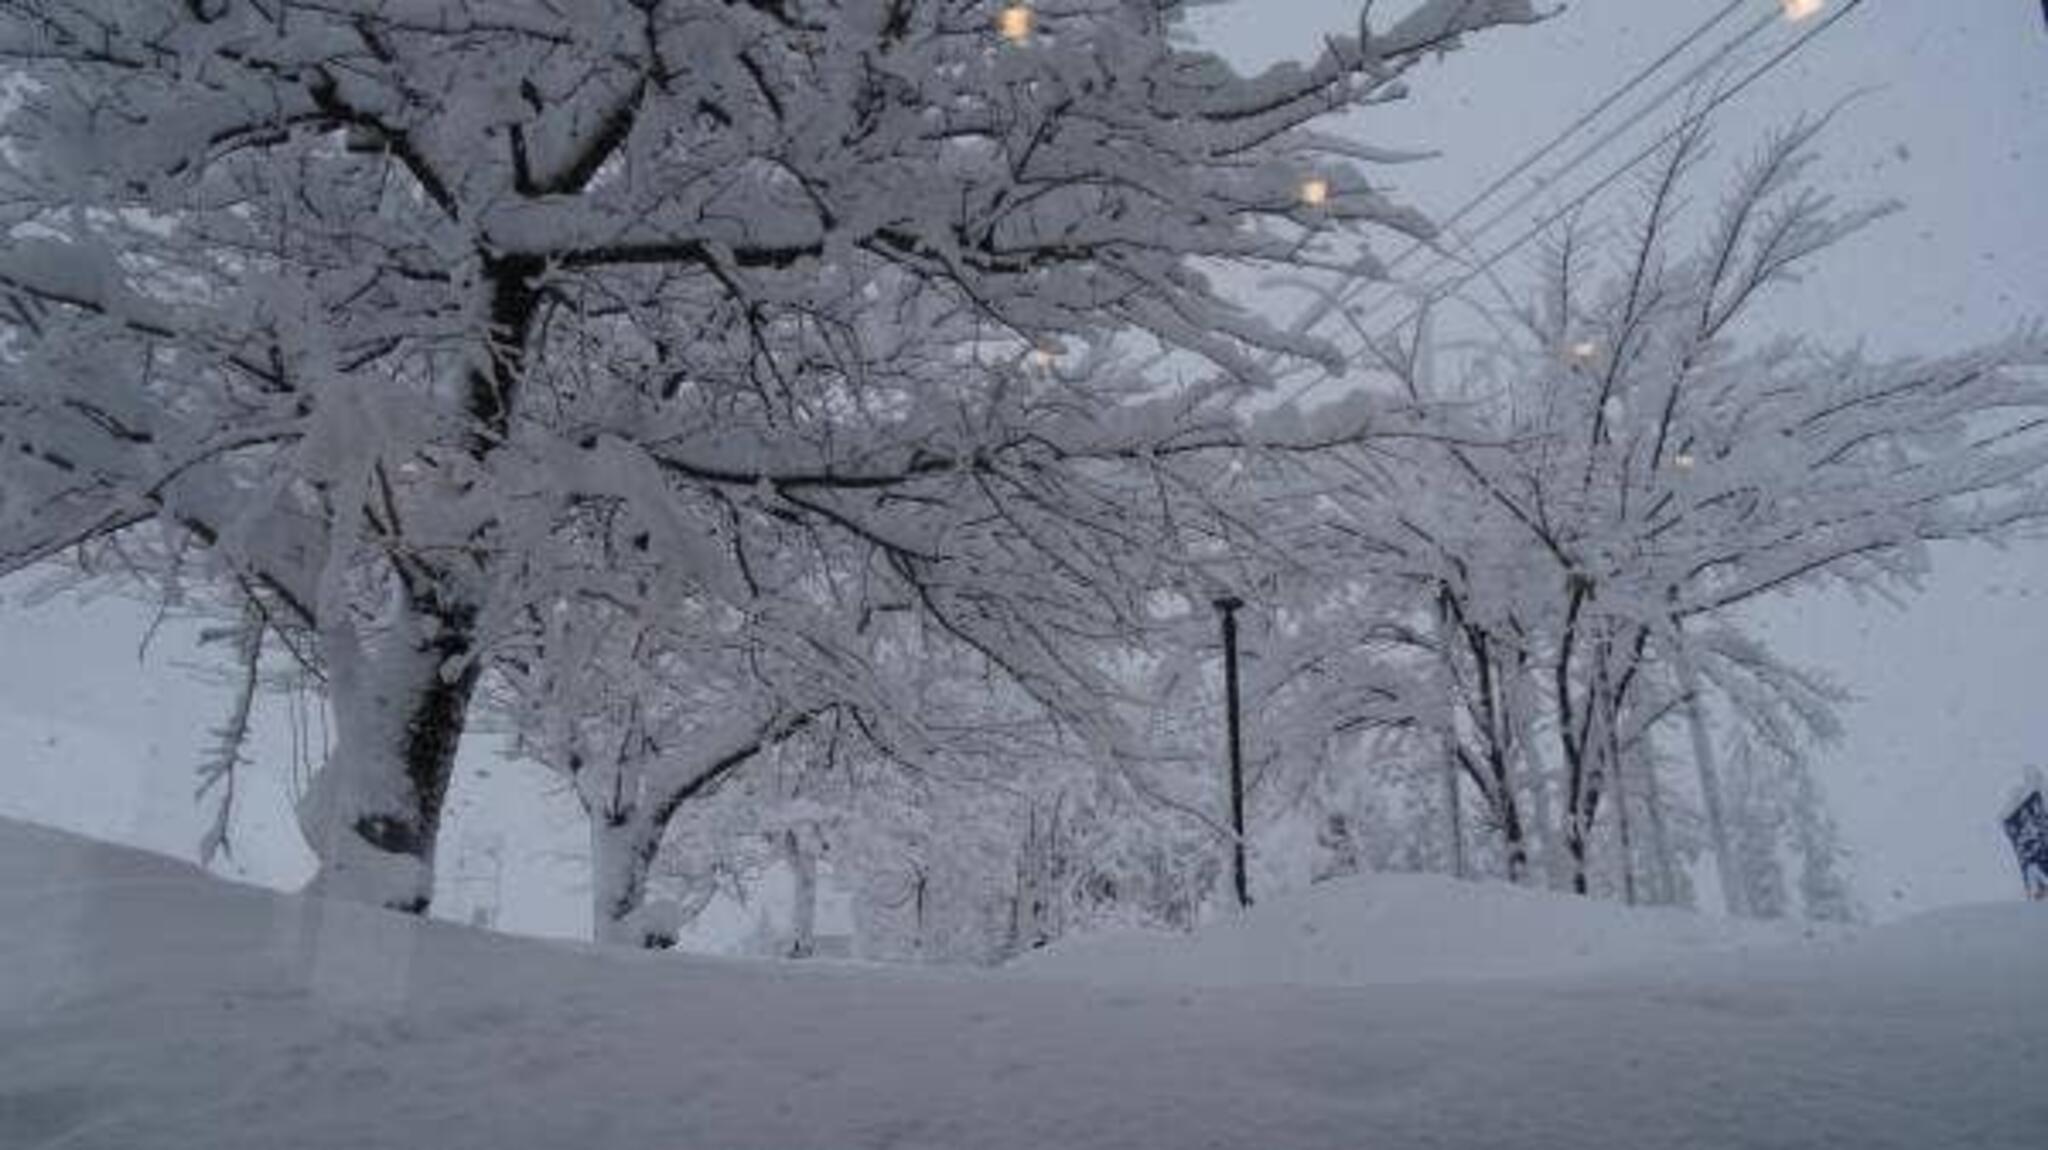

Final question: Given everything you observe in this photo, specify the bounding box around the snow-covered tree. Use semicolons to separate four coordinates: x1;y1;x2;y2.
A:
1283;118;2048;910
0;0;1537;911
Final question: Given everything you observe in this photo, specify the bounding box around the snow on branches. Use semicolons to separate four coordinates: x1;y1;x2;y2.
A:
0;1;1530;915
1263;118;2048;913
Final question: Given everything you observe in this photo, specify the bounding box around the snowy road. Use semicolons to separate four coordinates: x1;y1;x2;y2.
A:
3;817;2043;1150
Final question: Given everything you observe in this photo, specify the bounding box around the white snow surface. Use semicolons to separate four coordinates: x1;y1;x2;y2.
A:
1013;870;1841;987
4;816;2045;1150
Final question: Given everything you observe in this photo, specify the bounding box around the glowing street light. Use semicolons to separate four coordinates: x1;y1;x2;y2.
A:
1781;0;1824;22
1567;339;1599;363
998;4;1034;44
1299;176;1331;208
1672;450;1697;471
1025;337;1063;371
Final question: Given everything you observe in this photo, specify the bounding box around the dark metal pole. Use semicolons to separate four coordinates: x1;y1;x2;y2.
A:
1215;595;1251;909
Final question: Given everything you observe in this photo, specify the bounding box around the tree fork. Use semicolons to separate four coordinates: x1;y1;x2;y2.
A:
336;252;537;914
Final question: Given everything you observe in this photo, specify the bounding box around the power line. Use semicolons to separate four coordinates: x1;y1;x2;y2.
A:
1271;1;1793;403
1352;0;1870;358
1289;0;1758;343
1344;4;1789;337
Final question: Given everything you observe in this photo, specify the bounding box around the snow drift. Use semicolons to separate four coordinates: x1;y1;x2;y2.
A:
3;816;2044;1150
1013;869;1837;987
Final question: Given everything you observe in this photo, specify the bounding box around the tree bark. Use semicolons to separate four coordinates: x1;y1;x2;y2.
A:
1495;776;1529;885
1601;651;1637;907
299;597;480;913
1556;577;1595;896
590;810;693;950
298;255;536;915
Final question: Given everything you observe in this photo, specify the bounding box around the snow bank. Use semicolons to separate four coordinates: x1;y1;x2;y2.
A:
3;816;2044;1150
1012;870;1834;987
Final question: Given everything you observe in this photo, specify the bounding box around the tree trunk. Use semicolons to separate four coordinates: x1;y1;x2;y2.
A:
1566;819;1590;895
1612;777;1637;905
583;717;788;948
787;826;818;959
1562;751;1593;897
1009;795;1067;952
1556;578;1595;896
1673;633;1747;916
1564;730;1602;897
297;254;535;915
591;815;647;947
1604;681;1637;907
298;599;479;914
1560;679;1597;897
1512;675;1557;888
1640;739;1678;905
1496;780;1529;884
590;813;679;949
1472;640;1528;884
1442;729;1467;880
1011;804;1042;953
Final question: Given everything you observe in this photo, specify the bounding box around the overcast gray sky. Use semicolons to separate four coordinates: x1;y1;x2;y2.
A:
2;1;2042;932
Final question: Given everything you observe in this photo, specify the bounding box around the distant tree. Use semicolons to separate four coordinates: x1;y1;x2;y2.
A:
1283;118;2048;910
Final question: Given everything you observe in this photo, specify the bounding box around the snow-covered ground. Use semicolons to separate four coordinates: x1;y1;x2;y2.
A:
5;816;2043;1150
1014;868;1841;988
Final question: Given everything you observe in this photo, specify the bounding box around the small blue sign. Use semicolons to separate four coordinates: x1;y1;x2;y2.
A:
2004;789;2048;899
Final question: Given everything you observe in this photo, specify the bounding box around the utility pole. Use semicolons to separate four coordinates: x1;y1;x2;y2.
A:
1215;595;1251;909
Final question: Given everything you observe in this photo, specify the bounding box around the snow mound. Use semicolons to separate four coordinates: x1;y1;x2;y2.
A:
4;816;2045;1150
1013;870;1833;987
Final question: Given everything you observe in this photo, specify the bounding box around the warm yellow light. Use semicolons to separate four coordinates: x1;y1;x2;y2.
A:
1781;0;1824;22
1673;450;1696;471
1299;177;1331;208
1027;344;1057;370
998;4;1033;43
